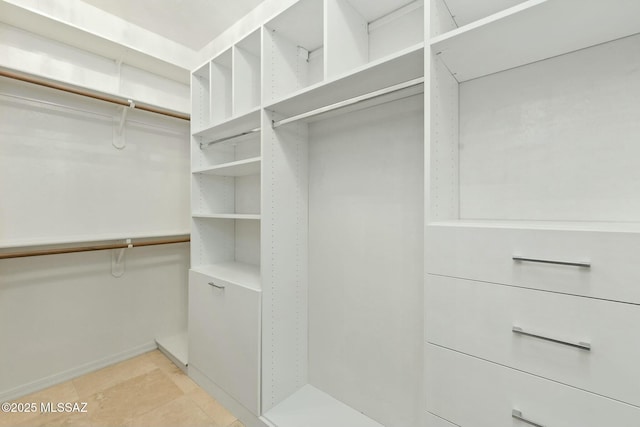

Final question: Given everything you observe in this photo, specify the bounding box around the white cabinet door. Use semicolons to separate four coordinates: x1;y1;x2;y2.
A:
425;344;640;427
426;224;640;304
426;274;640;406
188;269;261;414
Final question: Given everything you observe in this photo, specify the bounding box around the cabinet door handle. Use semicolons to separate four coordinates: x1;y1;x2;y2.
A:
512;256;590;268
208;281;225;289
512;326;591;351
512;409;545;427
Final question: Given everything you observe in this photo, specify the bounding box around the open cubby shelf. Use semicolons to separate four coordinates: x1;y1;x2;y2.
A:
266;42;424;118
431;0;640;82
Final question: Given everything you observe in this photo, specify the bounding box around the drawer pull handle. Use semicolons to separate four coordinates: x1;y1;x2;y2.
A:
512;256;590;268
512;409;545;427
512;326;591;351
208;281;225;289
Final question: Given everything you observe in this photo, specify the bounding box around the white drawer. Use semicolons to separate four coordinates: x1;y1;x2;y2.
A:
426;224;640;304
188;269;261;415
425;344;640;427
426;274;640;406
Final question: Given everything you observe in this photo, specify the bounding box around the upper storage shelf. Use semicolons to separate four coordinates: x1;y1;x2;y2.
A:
266;42;423;119
432;0;526;32
325;0;424;79
431;0;640;82
263;0;325;103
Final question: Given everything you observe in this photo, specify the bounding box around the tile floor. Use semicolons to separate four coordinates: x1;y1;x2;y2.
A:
0;350;244;427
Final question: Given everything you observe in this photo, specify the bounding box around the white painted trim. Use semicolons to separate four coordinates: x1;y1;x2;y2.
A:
0;342;157;402
189;365;268;427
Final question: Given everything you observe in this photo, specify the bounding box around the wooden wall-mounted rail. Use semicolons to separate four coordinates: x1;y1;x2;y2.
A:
0;67;190;121
0;237;190;260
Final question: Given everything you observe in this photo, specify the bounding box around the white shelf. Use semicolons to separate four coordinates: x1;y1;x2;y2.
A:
191;261;260;291
192;213;260;220
439;0;527;27
156;332;188;372
0;2;190;83
192;157;261;177
266;42;424;118
264;385;384;427
192;107;261;140
431;0;640;82
428;219;640;234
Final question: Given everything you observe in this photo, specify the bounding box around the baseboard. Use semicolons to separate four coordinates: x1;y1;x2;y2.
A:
155;332;188;373
0;341;157;402
188;365;268;427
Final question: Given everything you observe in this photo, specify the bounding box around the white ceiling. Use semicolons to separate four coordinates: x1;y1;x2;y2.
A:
79;0;266;51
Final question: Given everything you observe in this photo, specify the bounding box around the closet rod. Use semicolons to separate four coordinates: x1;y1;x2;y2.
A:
0;68;190;121
0;237;190;260
272;77;424;128
200;128;261;149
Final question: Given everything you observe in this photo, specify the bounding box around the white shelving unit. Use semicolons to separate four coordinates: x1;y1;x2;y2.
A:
191;62;210;131
426;0;640;425
189;1;425;426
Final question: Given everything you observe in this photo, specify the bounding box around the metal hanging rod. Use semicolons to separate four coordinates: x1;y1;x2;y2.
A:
0;237;190;260
0;68;190;121
200;128;261;149
272;77;424;128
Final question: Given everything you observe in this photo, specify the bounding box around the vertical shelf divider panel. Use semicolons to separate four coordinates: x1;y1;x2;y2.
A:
234;29;262;116
263;0;325;104
211;49;233;124
192;62;211;131
260;107;309;413
429;46;459;222
326;0;424;79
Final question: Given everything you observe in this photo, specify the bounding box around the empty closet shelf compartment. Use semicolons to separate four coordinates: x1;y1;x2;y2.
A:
426;224;640;304
264;385;384;427
265;43;423;119
430;0;640;82
188;269;261;414
425;345;640;427
426;275;640;407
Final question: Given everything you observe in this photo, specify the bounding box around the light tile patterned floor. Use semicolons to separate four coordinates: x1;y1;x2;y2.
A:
0;350;245;427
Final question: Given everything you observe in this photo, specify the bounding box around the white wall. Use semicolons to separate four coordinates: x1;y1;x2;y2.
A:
0;244;189;401
308;95;424;427
0;33;190;399
0;78;190;244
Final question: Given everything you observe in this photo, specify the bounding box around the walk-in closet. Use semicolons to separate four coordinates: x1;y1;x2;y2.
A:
1;1;639;426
